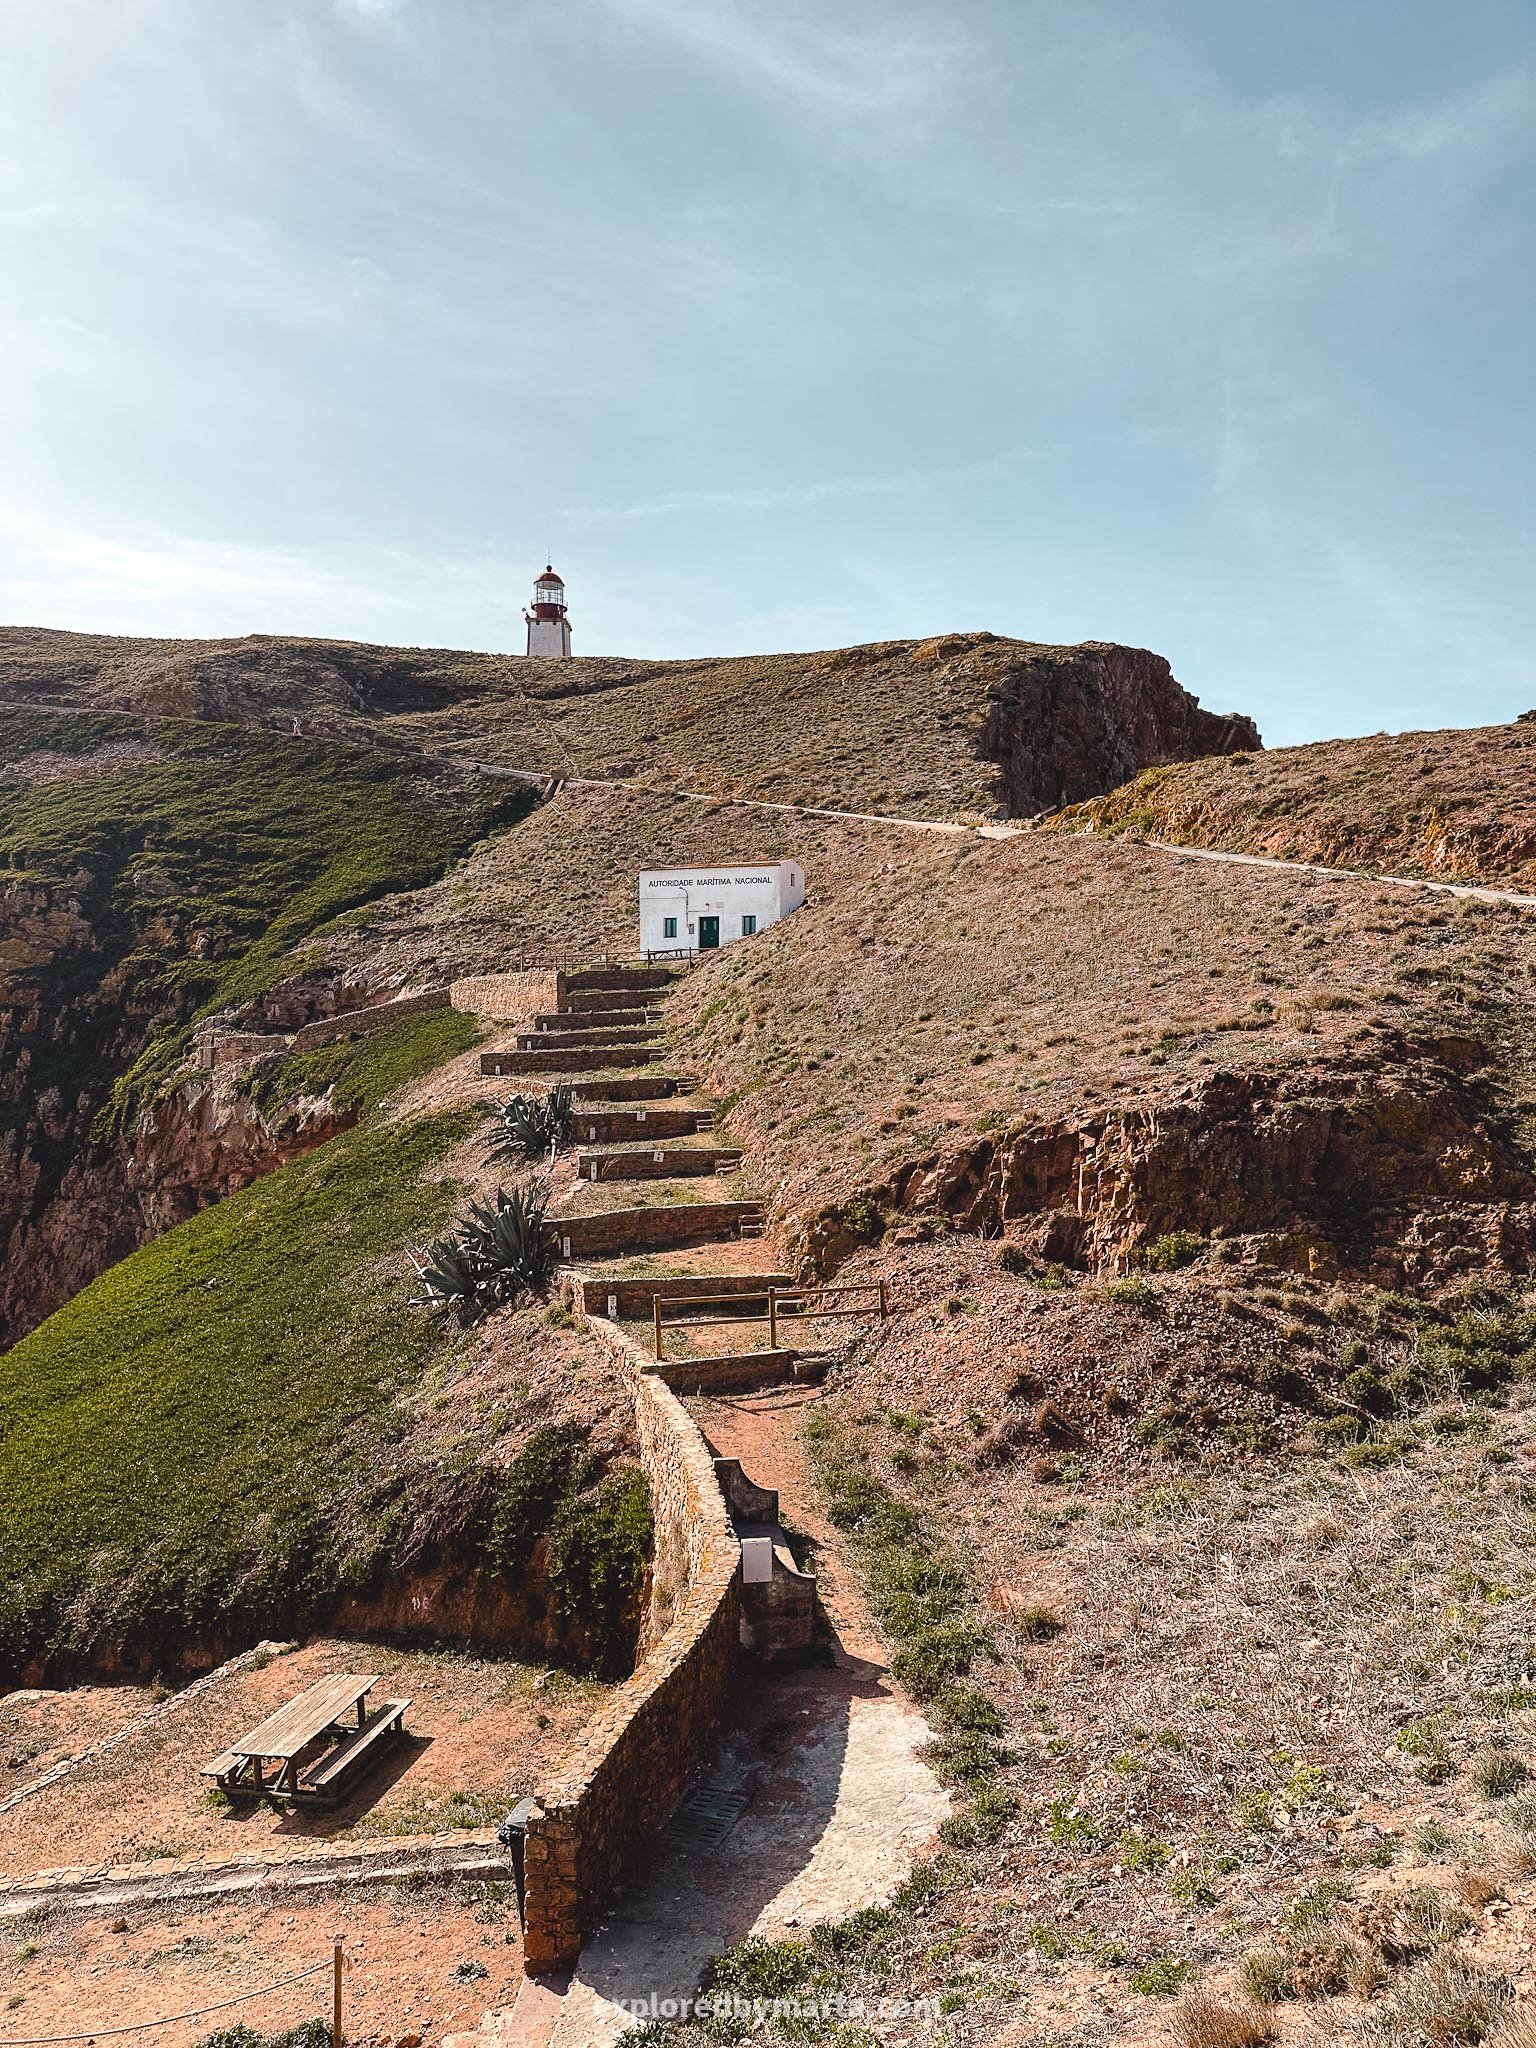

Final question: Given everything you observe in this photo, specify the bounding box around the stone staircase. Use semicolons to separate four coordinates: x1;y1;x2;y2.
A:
478;966;818;1395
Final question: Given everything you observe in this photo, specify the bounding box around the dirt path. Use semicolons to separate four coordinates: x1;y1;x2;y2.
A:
446;1388;947;2048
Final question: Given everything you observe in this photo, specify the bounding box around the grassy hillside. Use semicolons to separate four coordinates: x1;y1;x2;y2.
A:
0;1089;642;1679
631;797;1536;2045
1047;721;1536;890
668;820;1536;1259
0;626;1255;822
0;1110;471;1674
671;1284;1536;2048
0;706;533;1132
244;1006;484;1134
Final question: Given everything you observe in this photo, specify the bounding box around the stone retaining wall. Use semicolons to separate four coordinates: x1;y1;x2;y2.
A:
520;1345;741;1976
289;987;449;1053
452;971;560;1022
649;1349;799;1394
547;1201;760;1259
576;1271;792;1319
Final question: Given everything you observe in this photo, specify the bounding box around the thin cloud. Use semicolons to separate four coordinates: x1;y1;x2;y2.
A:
555;447;1064;532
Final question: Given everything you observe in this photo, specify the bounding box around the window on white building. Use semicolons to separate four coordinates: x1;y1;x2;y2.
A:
663;916;678;939
742;914;757;936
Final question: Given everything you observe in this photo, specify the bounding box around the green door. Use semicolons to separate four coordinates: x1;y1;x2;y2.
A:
698;915;720;950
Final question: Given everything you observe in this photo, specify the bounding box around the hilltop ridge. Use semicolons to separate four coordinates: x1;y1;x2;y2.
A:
0;625;1259;820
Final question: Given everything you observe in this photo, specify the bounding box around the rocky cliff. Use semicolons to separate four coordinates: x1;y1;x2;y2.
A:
0;707;531;1346
974;639;1258;814
0;625;1259;822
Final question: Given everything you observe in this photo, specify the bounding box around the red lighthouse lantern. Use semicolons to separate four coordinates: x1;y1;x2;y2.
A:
524;565;572;658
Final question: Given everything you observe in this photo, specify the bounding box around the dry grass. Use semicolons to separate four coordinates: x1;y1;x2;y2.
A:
776;1343;1536;2043
0;624;1250;823
664;815;1536;1260
1048;721;1536;891
1361;1951;1512;2045
1175;1989;1277;2047
1488;2001;1536;2048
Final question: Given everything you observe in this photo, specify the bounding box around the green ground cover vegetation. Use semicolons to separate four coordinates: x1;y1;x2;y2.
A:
0;707;532;1136
0;1109;474;1675
246;1007;484;1131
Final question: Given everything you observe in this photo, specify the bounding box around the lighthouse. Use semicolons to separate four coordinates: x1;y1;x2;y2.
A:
524;564;573;658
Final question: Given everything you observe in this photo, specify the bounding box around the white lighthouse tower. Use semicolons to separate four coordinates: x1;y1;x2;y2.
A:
524;564;573;658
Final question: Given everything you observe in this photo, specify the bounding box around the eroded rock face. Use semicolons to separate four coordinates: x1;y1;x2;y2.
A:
0;881;363;1345
804;1053;1536;1292
0;1072;348;1344
975;641;1261;817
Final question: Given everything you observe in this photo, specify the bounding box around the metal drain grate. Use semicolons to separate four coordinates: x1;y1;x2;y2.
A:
657;1785;750;1854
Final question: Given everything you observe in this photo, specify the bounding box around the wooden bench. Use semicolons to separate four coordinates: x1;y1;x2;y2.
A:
202;1747;253;1790
301;1697;411;1801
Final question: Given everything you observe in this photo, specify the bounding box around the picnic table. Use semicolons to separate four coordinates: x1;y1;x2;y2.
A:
202;1672;411;1805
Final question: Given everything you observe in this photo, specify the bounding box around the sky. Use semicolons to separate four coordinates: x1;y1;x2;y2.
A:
0;1;1532;747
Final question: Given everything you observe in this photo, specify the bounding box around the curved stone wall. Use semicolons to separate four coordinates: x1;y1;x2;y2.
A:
520;1355;741;1976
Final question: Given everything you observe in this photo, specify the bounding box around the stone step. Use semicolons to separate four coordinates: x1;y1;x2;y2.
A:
562;966;676;993
571;1106;710;1143
514;1027;659;1052
547;1201;764;1260
564;986;664;1015
532;1008;656;1031
575;1270;794;1320
573;1145;742;1182
647;1350;800;1394
569;1075;683;1103
483;1045;662;1077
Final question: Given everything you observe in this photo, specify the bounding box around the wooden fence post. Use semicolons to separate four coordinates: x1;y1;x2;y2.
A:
653;1295;664;1360
332;1943;344;2048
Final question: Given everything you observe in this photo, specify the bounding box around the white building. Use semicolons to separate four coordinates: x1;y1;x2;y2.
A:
524;564;572;657
638;863;806;957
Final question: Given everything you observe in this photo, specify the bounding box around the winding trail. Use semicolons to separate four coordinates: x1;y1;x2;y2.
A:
12;692;1534;908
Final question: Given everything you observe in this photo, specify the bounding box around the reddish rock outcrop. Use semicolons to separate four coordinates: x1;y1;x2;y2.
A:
803;1051;1536;1292
975;640;1260;816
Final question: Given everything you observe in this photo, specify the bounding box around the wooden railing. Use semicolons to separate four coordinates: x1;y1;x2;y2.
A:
651;1281;889;1360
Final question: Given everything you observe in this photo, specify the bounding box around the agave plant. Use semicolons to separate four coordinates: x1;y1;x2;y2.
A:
488;1084;576;1163
409;1183;553;1326
457;1184;552;1306
408;1232;491;1325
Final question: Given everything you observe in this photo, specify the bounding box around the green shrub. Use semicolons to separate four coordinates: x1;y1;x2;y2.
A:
547;1469;653;1674
1130;1956;1195;1997
1119;1831;1170;1872
195;2025;331;2048
410;1185;551;1325
1046;1799;1104;1852
1106;1275;1153;1306
998;1242;1032;1275
890;1621;992;1698
1144;1232;1203;1272
939;1782;1019;1848
840;1192;886;1241
488;1085;575;1163
1240;1950;1288;2006
1014;1602;1065;1640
